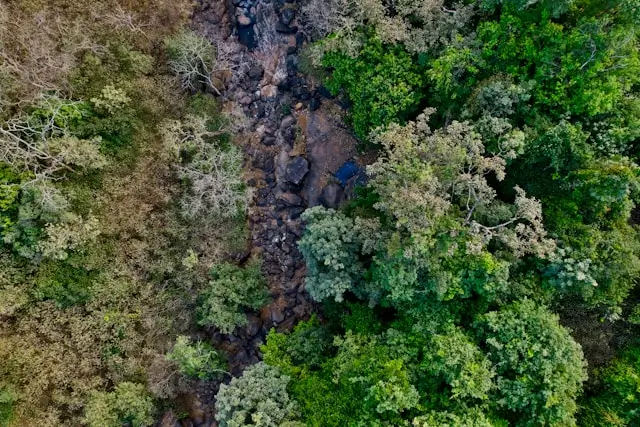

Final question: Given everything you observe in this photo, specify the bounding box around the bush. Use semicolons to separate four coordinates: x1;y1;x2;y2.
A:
322;37;425;140
298;207;364;302
166;335;227;380
215;362;299;427
476;300;587;426
197;262;268;334
165;30;218;94
0;387;15;427
84;382;155;427
579;345;640;427
161;114;249;219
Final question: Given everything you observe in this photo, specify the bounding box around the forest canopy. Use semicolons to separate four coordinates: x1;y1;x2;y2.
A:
1;0;639;426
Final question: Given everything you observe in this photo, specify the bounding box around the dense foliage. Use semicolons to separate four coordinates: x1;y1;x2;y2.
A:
247;0;640;426
2;0;640;426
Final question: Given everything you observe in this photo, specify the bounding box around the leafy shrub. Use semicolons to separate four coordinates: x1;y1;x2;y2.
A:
161;114;249;219
0;387;15;427
166;335;226;380
84;382;155;427
298;207;364;302
476;300;587;426
34;257;98;307
215;362;299;427
322;37;425;140
579;344;640;427
197;262;267;334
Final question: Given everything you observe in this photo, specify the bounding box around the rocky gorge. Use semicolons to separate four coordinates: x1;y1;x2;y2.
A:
161;0;365;425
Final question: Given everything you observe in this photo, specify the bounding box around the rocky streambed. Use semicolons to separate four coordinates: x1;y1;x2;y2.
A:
160;0;365;425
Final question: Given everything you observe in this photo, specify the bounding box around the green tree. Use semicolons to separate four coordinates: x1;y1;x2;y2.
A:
84;382;155;427
476;300;587;426
215;362;299;427
197;262;267;334
579;344;640;427
298;207;364;302
166;335;227;380
322;37;425;139
422;327;495;401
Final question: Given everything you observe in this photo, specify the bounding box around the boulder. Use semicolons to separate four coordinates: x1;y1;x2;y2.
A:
276;21;297;34
277;192;304;208
280;8;295;25
280;115;296;129
260;84;278;99
309;96;321;111
286;156;309;185
248;65;264;80
261;135;276;146
320;183;344;209
237;14;253;26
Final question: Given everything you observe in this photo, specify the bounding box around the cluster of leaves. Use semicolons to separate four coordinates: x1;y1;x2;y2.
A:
279;1;640;425
84;382;155;427
214;362;300;427
322;37;425;139
0;0;254;426
259;300;586;426
166;335;227;380
198;262;268;334
579;343;640;426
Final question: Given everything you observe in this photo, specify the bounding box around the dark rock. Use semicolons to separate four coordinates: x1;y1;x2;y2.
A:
288;76;301;87
286;55;298;76
292;85;310;100
238;25;256;50
317;85;334;99
277;192;304;207
286;156;309;185
276;21;296;34
286;45;297;55
253;151;275;173
309;97;321;111
280;8;295;25
320;183;344;208
245;315;262;337
289;206;305;219
250;102;265;118
282;127;296;146
277;316;297;332
277;79;290;91
262;135;276;146
248;65;264;80
296;31;305;47
280;115;296;129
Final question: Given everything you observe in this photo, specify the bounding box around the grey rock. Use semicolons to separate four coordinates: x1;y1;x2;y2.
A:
320;183;344;209
286;156;309;185
270;306;285;324
310;96;321;111
280;115;296;129
276;21;297;34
